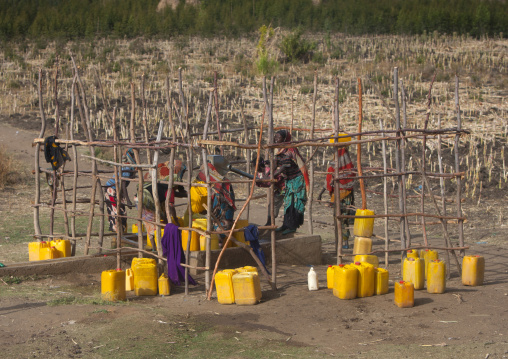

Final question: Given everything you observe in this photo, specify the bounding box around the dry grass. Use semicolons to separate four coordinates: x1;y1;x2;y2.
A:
0;146;28;189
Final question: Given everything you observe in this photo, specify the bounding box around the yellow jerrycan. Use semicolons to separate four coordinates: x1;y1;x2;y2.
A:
101;269;126;301
333;264;358;300
232;272;262;305
133;261;158;296
354;254;379;267
374;267;389;295
353;209;375;238
462;255;485;286
353;236;372;255
215;269;238;304
50;239;71;258
354;262;375;298
402;257;425;290
427;260;446;294
125;268;134;291
394;280;414;308
419;249;438;279
158;274;171;296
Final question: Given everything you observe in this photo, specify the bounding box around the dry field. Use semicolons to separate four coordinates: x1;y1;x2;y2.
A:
0;34;507;358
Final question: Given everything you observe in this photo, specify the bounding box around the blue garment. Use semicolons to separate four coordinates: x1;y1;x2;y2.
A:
105;166;135;189
243;224;270;275
161;223;196;286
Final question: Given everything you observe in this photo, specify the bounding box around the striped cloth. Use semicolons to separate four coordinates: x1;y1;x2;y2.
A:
326;147;355;194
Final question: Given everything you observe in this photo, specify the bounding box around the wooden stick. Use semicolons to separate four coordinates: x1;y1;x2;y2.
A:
334;78;343;262
152;121;164;262
70;75;78;246
268;77;276;287
380;119;389;268
34;69;46;238
357;78;367;210
307;71;317;234
454;75;465;256
437;114;451;277
393;68;405;252
400;81;412;248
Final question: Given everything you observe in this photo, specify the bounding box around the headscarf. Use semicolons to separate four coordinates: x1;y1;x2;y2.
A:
144;160;186;182
275;130;310;192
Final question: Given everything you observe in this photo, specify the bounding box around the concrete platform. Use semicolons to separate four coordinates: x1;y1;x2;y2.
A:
0;234;322;277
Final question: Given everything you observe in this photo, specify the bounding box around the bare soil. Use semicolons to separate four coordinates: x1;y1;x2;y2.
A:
1;116;508;358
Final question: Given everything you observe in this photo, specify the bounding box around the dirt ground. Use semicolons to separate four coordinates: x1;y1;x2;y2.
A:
1;120;508;359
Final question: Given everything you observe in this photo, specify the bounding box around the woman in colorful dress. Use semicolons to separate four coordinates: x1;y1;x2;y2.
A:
273;130;309;235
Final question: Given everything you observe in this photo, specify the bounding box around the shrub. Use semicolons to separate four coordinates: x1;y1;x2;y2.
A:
279;28;315;63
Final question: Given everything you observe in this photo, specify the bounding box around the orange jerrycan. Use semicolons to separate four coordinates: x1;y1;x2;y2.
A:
462;255;485;286
394;280;414;308
427;260;446;294
333;264;358;300
215;269;237;304
101;269;126;301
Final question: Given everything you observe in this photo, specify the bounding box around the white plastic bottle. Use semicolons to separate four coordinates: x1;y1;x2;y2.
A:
308;266;319;291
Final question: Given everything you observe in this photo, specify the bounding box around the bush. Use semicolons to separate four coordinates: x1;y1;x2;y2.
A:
279;28;315;63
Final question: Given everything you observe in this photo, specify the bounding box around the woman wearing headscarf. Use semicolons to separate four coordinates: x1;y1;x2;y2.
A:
136;160;187;249
273;130;309;235
104;148;136;238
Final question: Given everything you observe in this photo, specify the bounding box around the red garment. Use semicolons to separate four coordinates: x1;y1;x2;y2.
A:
326;148;355;193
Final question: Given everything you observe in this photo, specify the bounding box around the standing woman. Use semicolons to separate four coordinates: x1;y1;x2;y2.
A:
273;130;309;235
104;148;137;245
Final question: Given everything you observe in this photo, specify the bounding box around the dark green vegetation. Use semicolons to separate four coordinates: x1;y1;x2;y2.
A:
0;0;506;40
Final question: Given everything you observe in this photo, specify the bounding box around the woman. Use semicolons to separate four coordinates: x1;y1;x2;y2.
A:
273;130;309;235
104;148;136;238
137;160;187;249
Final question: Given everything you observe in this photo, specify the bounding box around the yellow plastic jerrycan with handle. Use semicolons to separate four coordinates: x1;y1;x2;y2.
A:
353;236;372;255
402;257;425;290
50;239;71;258
39;246;59;260
427;260;446;294
353;209;375;238
354;254;379;267
232;272;262;305
133;261;158;296
333;264;358;300
215;269;237;304
326;265;334;289
232;219;249;246
101;269;126;301
374;267;389;295
125;268;134;291
394;280;414;308
158;274;171;296
354;262;375;298
28;241;48;261
420;249;438;279
462;255;485;286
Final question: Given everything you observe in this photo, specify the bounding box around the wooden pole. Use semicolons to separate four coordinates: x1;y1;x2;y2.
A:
334;78;343;262
141;74;151;163
437;115;451;278
70;74;78;254
111;109;122;269
268;77;276;287
34;69;46;238
152;121;164;262
379;120;389;268
357;78;366;210
241;105;252;221
214;71;223;155
307;71;317;234
400;81;412;246
49;67;60;236
454;75;465;257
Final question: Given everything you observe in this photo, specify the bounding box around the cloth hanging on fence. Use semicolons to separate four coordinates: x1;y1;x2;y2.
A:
161;223;196;286
243;224;270;275
44;136;70;170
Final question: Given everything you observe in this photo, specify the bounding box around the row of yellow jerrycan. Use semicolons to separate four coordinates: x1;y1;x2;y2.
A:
326;259;389;300
133;218;249;252
215;266;262;305
28;239;71;261
101;258;171;301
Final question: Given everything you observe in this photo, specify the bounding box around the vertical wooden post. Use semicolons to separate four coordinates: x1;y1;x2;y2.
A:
141;74;151;163
70;75;78;251
454;75;464;256
379;120;389;268
307;71;317;234
400;82;412;245
357;78;366;210
393;68;406;252
60;124;70;238
266;77;277;287
334;78;343;263
111;110;122;270
152;121;164;261
437;115;451;277
214;71;223;155
241;105;251;221
49;68;60;236
34;69;46;238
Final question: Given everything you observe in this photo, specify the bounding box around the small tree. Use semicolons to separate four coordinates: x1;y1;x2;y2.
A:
255;24;278;75
279;27;315;63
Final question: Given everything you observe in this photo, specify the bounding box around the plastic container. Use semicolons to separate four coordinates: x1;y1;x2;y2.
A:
237;266;258;274
39;246;59;260
232;219;249;246
308;266;318;291
327;265;334;289
374;267;389;295
420;249;439;279
329;132;352;144
101;269;126;301
158;274;171;296
232;272;262;305
131;257;156;271
394;280;414;308
189;181;208;213
125;268;134;291
353;209;375;238
133;261;158;296
352;236;373;255
215;269;237;304
406;250;419;259
132;223;146;233
402;257;425;290
333;264;358;299
354;254;379;267
199;234;220;251
28;241;48;261
181;229;200;252
462;255;485;286
50;239;71;258
147;228;164;250
354;262;375;298
427;260;446;294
